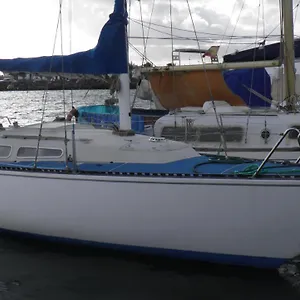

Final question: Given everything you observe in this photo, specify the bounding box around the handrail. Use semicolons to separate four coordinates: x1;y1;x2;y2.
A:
0;115;14;124
252;128;300;177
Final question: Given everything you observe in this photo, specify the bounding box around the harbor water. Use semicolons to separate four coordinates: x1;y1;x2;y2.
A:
0;89;298;299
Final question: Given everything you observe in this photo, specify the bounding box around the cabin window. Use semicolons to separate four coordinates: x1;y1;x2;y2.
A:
161;126;243;143
17;147;63;158
0;145;12;158
161;127;196;142
288;125;300;139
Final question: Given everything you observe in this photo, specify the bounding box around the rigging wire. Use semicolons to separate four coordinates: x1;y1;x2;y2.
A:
273;0;286;107
58;0;70;170
224;0;246;55
128;0;131;39
145;0;156;48
169;0;175;65
128;16;283;64
131;0;157;110
218;0;239;49
68;0;73;105
138;0;147;65
34;0;63;169
261;0;267;102
128;41;155;65
129;2;300;58
260;0;269;144
129;3;288;65
128;0;149;112
251;1;262;106
238;1;300;52
169;0;177;129
185;0;228;156
245;1;262;144
68;0;77;172
169;0;181;126
127;35;279;44
129;17;281;40
294;0;300;21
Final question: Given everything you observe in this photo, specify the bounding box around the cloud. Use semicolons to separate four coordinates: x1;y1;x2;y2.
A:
125;0;286;65
0;0;298;68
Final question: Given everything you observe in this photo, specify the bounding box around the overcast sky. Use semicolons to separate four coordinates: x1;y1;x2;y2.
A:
0;0;299;66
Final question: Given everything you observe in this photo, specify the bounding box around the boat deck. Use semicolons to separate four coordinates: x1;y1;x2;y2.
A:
1;155;300;178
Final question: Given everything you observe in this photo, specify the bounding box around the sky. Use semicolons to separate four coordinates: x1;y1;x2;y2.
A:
0;0;299;67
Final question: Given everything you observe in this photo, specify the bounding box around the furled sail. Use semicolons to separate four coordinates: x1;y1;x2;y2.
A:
223;39;300;63
0;0;128;75
223;68;272;107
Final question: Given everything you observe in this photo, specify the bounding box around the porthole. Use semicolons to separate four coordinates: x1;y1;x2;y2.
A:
261;129;270;140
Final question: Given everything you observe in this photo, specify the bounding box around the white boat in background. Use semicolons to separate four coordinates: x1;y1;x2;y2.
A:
145;67;300;161
0;0;299;271
79;51;300;161
152;101;300;161
123;2;300;161
79;73;300;161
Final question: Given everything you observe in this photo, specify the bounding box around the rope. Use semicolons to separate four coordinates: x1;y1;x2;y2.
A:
192;156;300;176
234;164;300;176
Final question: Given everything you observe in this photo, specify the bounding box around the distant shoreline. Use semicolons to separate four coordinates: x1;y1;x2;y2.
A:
0;79;138;92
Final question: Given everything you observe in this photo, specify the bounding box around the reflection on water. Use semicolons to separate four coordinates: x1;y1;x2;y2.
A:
0;89;149;126
0;233;297;300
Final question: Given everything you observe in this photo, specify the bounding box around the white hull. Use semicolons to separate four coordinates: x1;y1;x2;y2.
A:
1;169;300;268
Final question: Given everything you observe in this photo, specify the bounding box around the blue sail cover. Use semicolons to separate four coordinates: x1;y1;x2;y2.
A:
223;68;272;108
223;39;300;63
0;0;128;75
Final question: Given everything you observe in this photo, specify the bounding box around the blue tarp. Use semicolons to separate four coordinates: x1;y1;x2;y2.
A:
0;0;128;75
223;39;300;63
78;111;145;133
223;68;272;107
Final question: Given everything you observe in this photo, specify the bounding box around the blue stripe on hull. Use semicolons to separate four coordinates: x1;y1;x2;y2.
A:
0;157;294;176
0;228;286;269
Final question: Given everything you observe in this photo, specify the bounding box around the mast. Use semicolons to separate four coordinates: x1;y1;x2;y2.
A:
117;0;133;134
282;0;296;112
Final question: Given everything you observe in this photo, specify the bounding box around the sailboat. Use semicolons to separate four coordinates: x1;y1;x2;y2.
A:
0;0;299;270
131;2;300;160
